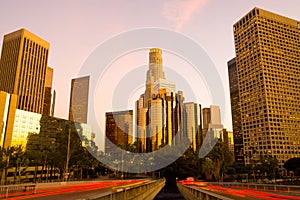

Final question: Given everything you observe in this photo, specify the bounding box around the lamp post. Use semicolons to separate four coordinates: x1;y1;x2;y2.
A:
64;127;71;182
250;146;256;182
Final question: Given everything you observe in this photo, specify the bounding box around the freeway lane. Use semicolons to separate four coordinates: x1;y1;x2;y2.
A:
179;180;300;200
8;180;146;200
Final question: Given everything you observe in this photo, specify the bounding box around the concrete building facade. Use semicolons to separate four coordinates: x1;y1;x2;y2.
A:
233;8;300;167
0;28;50;114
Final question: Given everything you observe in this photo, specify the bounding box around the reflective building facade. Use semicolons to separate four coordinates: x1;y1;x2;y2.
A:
228;58;244;164
43;66;54;116
183;102;202;152
69;76;90;123
105;110;133;154
11;109;41;148
202;105;223;142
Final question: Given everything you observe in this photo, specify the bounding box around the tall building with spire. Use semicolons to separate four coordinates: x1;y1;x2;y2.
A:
144;48;165;107
233;8;300;168
0;28;50;114
136;48;185;152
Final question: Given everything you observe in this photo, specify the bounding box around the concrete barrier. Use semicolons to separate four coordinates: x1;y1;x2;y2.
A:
209;182;300;193
177;183;234;200
87;178;166;200
0;184;36;199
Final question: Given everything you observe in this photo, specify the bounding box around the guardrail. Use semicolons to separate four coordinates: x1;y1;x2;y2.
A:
210;182;300;193
0;184;36;199
86;178;166;200
177;183;234;200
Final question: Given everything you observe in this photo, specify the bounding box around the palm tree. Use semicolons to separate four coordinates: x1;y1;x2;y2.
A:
201;141;234;181
1;146;15;185
11;145;29;184
201;157;214;181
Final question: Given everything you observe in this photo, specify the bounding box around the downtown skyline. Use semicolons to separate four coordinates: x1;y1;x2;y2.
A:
1;1;300;149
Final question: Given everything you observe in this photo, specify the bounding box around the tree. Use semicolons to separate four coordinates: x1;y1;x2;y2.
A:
201;157;214;181
10;145;29;184
284;158;300;176
1;146;15;185
201;140;234;181
257;155;278;180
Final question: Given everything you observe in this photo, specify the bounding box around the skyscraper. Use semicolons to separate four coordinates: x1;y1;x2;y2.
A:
105;110;133;154
51;90;56;117
221;129;234;154
136;95;148;152
183;102;202;152
228;58;244;164
69;76;89;123
202;105;223;140
0;28;50;114
135;48;184;152
144;48;165;107
43;66;54;116
233;8;300;167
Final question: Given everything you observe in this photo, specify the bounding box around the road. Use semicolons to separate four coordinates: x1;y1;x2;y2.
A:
179;180;300;200
7;179;146;200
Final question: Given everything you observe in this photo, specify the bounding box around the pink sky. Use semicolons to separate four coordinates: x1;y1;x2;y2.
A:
0;0;299;148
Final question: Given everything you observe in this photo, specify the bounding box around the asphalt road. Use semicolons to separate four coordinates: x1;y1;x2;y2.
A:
10;180;146;200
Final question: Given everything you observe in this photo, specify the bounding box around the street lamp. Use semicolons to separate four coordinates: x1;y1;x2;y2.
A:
64;127;71;182
249;146;257;182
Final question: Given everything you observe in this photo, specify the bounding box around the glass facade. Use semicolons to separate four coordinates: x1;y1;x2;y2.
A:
228;58;244;164
11;110;41;148
8;109;93;150
183;102;202;152
105;110;133;154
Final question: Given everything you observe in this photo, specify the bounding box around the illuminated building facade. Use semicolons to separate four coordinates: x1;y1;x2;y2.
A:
222;129;235;154
183;102;202;152
11;110;41;148
69;76;89;123
0;91;17;148
136;95;148;152
105;110;133;154
146;90;183;151
135;48;185;152
26;115;92;153
228;58;244;164
153;79;176;94
43;66;54;116
233;8;300;167
0;28;50;114
144;48;165;107
1;105;92;150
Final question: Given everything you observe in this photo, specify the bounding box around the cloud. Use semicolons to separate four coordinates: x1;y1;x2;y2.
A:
163;0;208;31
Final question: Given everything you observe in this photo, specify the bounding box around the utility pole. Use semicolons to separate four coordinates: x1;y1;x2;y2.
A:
65;127;71;181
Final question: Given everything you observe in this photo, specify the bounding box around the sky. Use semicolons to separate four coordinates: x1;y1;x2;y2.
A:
1;0;300;149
